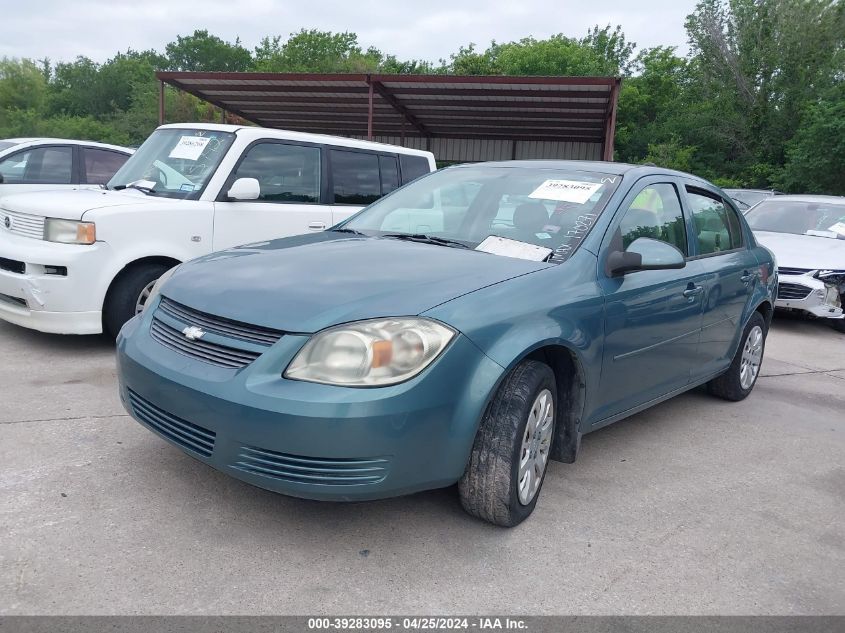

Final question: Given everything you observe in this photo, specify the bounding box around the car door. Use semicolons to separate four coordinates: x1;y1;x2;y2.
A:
0;145;76;195
594;178;708;422
212;140;332;250
683;185;759;378
328;148;395;225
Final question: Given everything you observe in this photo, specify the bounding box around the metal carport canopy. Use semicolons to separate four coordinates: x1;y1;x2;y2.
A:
155;72;621;162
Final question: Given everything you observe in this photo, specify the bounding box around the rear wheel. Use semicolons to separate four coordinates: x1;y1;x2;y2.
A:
103;263;171;338
707;311;767;401
458;360;557;527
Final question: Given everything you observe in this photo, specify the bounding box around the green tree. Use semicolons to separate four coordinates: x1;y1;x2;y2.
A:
165;30;253;71
0;58;48;117
254;30;382;72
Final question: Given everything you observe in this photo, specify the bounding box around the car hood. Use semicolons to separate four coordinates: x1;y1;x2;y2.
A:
0;188;152;220
162;232;552;333
754;231;845;270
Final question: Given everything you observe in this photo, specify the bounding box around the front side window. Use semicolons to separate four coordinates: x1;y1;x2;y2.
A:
341;165;621;263
331;150;381;205
0;146;73;184
687;189;742;254
108;128;235;200
618;183;688;255
83;148;130;184
231;142;321;203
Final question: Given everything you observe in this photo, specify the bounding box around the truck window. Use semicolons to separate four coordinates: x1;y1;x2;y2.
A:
399;155;431;185
330;150;381;205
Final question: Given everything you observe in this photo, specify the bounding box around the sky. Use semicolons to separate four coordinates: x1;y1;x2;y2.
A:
2;0;697;65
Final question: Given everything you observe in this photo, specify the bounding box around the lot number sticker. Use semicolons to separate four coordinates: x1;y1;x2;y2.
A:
169;136;211;160
529;179;603;204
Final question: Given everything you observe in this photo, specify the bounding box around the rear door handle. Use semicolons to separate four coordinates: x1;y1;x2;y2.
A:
683;285;704;298
308;222;327;231
740;271;754;283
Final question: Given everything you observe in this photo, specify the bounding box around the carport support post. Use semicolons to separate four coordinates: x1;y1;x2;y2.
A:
367;79;374;141
602;79;620;162
158;80;165;125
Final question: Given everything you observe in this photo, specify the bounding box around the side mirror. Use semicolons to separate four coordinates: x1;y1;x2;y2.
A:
226;177;260;201
608;237;685;276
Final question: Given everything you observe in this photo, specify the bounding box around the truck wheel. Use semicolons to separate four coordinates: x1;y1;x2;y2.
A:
459;360;557;527
103;263;171;338
707;311;767;401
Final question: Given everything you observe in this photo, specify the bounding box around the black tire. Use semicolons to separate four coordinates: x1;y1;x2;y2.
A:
707;311;767;401
830;317;845;333
458;360;557;527
103;263;171;338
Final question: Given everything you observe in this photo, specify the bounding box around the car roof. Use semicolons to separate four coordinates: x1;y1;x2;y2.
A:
0;138;133;153
157;123;434;158
756;194;845;205
723;188;777;194
451;160;715;184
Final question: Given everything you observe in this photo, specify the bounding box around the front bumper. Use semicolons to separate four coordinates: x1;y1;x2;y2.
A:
775;274;843;320
0;231;110;334
116;308;504;501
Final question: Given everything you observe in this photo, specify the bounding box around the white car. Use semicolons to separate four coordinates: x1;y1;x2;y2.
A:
0;124;436;337
745;195;845;331
0;138;132;195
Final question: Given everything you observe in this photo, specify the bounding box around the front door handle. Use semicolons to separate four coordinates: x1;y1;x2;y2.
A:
308;222;327;231
683;285;704;298
740;271;754;284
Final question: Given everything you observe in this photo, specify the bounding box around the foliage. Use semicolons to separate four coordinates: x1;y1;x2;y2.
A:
0;4;843;194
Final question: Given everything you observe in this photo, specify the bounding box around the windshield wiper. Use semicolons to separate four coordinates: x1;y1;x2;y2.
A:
381;233;470;249
112;183;156;195
331;227;368;236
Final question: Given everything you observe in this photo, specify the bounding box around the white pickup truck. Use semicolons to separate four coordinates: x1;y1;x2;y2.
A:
0;123;435;337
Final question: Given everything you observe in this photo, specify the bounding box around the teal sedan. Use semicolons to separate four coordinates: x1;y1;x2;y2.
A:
116;161;776;526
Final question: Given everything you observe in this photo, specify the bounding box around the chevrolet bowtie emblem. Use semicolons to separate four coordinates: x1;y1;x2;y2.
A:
182;325;205;341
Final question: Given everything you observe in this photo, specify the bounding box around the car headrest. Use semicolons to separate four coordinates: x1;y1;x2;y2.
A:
513;203;549;232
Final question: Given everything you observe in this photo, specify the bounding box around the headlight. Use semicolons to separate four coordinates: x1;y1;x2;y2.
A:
143;265;180;312
285;318;455;387
43;219;96;244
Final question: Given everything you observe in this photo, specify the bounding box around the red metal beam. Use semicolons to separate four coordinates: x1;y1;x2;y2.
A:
367;80;374;140
368;78;431;137
158;80;165;125
602;79;621;161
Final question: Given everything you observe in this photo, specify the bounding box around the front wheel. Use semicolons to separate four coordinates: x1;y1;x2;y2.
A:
458;360;557;527
707;311;767;401
103;263;171;338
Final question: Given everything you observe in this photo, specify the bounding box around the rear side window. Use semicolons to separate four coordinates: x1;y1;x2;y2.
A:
399;154;431;185
330;150;381;205
687;189;743;254
0;146;73;184
83;148;129;184
379;155;400;195
232;142;321;203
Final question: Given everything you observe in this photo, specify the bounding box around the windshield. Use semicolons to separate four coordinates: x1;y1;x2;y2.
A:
107;128;235;199
340;165;621;263
746;199;845;237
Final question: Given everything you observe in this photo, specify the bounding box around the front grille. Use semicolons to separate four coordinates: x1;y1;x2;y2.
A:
778;267;812;276
777;282;812;300
0;209;44;240
159;297;283;346
0;257;25;274
150;317;262;369
233;445;389;486
127;388;216;457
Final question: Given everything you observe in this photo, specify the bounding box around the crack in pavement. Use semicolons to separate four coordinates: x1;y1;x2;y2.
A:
761;367;845;378
0;413;129;426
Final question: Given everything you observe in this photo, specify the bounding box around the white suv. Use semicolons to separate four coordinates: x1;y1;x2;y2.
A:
0;124;435;337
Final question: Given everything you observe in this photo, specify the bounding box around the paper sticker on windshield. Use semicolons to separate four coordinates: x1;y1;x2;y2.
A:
475;236;552;261
528;179;603;204
168;136;211;161
826;221;845;237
